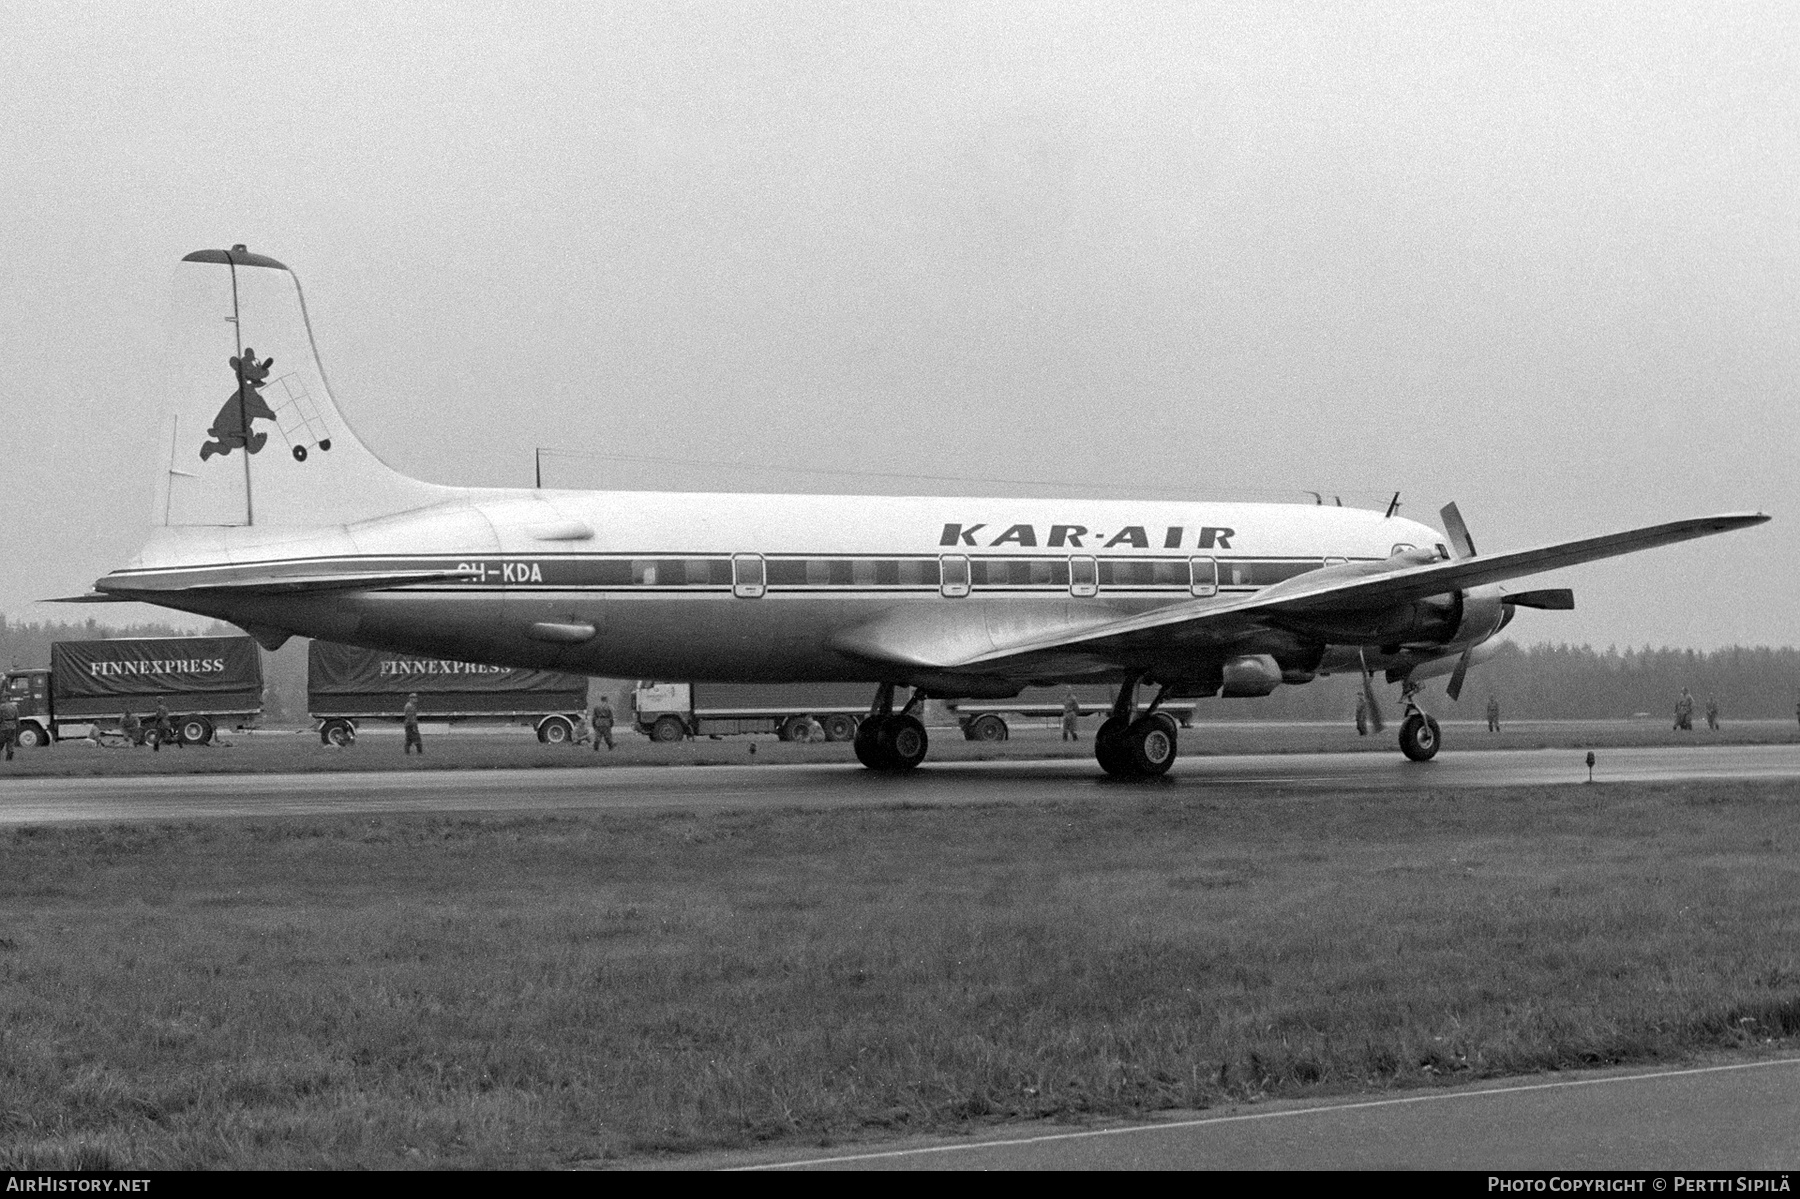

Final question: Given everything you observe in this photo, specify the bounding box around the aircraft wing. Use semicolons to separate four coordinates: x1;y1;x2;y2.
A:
929;511;1768;671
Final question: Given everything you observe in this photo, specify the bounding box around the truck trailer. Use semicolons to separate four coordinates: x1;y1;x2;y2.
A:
0;635;264;746
631;681;874;742
308;641;590;745
629;679;1200;744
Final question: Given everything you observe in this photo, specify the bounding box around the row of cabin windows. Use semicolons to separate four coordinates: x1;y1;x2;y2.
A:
593;555;1328;594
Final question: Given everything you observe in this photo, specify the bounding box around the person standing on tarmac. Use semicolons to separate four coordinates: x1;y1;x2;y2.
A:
1674;688;1695;732
1487;696;1501;733
403;692;423;755
1061;689;1080;741
591;695;614;752
1706;696;1720;731
0;695;18;761
152;699;172;751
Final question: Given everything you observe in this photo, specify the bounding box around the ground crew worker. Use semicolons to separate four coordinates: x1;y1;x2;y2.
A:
1061;689;1080;741
592;695;614;752
1674;688;1695;732
1354;692;1368;736
1487;696;1500;733
403;692;423;755
120;711;142;747
0;695;18;761
152;699;172;751
1705;696;1720;731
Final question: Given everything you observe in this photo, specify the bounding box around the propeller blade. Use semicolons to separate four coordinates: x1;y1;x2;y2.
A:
1440;502;1478;559
1359;649;1386;733
1446;648;1473;702
1503;588;1575;610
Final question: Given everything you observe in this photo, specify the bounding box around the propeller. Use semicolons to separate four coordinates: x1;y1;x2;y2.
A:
1358;648;1386;733
1439;502;1479;701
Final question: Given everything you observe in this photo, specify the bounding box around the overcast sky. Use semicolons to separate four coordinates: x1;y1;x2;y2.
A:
2;1;1794;650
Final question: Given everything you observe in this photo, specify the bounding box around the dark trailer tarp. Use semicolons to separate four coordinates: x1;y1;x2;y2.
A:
308;642;588;717
50;637;264;717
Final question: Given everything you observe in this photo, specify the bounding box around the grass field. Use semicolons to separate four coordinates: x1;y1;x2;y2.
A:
0;717;1795;779
2;777;1797;1168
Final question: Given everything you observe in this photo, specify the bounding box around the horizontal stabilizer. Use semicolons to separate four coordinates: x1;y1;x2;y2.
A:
1504;588;1575;610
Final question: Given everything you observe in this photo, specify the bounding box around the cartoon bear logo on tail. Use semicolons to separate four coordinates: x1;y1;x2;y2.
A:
199;350;278;461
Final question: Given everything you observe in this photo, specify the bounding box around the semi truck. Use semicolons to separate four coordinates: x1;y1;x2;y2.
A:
0;635;265;746
628;681;1197;743
308;641;590;745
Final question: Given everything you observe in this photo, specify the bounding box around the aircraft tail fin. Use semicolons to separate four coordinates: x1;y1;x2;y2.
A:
154;247;451;529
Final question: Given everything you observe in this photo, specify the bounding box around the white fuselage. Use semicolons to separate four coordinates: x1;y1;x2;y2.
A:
105;489;1451;695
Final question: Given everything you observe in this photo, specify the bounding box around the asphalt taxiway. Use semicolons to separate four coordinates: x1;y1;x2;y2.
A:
2;742;1797;826
721;1057;1800;1170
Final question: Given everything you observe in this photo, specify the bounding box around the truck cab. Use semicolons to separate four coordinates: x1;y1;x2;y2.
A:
0;670;54;747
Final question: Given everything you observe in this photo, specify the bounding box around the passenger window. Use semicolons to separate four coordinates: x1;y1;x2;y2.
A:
732;554;765;599
852;559;879;586
1069;556;1098;598
940;555;971;598
1189;556;1218;597
765;560;806;586
1151;560;1188;587
631;559;660;585
898;559;940;587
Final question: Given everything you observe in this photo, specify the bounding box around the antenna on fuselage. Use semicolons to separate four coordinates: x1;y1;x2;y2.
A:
1384;492;1401;518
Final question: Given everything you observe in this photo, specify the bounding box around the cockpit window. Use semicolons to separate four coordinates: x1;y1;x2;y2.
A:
1389;543;1415;557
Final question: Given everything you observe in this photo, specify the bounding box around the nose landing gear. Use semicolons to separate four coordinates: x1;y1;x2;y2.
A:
1397;680;1442;762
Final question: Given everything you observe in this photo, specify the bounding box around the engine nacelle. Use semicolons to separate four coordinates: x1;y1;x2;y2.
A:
1278;584;1510;649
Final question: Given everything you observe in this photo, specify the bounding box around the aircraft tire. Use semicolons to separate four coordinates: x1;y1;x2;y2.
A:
875;714;928;772
1399;713;1441;762
1122;716;1178;776
1094;715;1132;776
853;717;889;769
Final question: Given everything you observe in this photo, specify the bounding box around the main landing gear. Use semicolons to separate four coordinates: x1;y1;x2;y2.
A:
1397;679;1442;762
1095;674;1179;779
854;683;929;773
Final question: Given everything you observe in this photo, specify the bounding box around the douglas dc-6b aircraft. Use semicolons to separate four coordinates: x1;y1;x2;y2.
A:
70;247;1769;776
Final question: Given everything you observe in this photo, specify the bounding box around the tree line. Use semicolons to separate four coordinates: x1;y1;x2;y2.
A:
5;616;1798;724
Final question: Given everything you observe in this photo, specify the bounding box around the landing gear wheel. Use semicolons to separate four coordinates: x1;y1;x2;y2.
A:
853;717;887;769
1399;713;1441;762
1122;716;1178;777
876;714;928;772
1094;715;1131;776
855;715;928;772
